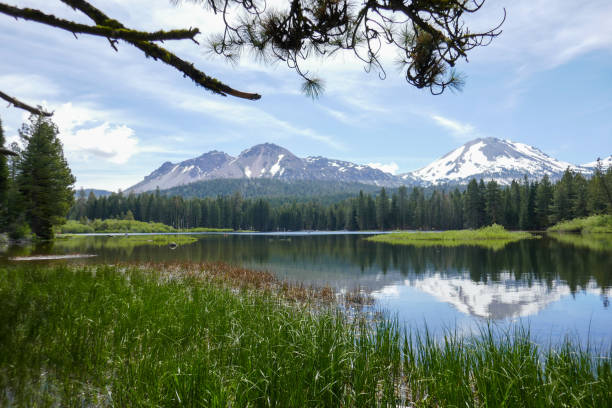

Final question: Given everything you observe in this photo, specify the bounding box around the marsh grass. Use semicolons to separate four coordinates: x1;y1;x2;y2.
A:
1;264;610;407
367;224;534;249
122;261;372;308
548;215;612;234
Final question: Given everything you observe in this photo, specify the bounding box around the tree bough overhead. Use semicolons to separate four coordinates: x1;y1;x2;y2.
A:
0;0;503;118
199;0;505;95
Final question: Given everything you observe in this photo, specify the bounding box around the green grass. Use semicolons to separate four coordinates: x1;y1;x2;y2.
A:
367;224;534;249
58;219;233;234
1;264;610;407
548;214;612;234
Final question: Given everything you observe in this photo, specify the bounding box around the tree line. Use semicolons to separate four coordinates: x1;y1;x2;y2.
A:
70;166;612;232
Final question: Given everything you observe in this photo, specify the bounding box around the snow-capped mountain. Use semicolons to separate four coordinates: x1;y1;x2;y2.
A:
401;137;593;186
582;155;612;170
127;139;607;193
128;143;399;193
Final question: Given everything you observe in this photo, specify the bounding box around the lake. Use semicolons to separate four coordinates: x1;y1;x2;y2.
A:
2;232;611;346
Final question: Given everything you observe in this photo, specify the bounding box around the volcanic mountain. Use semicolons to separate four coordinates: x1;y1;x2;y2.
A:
400;137;593;186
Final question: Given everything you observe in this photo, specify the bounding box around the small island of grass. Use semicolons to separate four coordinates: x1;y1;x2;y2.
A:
547;214;612;234
366;224;534;249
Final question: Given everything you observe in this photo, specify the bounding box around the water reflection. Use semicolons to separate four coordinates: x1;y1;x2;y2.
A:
1;233;610;341
384;274;599;319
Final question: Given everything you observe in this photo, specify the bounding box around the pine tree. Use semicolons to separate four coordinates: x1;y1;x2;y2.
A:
0;117;8;230
552;169;574;222
485;180;503;225
397;186;408;229
572;174;588;218
376;188;389;230
464;179;484;229
535;175;553;229
519;177;535;230
17;115;75;239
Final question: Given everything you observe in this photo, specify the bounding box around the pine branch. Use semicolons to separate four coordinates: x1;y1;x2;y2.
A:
0;90;53;117
133;41;262;100
0;3;200;42
0;148;18;156
59;0;261;100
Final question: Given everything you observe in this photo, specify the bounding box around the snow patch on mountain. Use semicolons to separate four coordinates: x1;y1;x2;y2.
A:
269;154;284;176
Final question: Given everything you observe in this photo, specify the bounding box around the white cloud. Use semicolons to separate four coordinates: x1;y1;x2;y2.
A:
70;123;137;164
321;107;353;125
430;115;476;141
367;162;399;175
53;103;139;164
470;0;612;70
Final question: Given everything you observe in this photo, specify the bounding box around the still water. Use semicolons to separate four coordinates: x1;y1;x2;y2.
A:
2;233;611;345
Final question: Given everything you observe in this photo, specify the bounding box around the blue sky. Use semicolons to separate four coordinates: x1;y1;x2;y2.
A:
1;0;611;190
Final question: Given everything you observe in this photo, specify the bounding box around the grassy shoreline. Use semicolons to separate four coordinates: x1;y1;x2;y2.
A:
58;219;233;234
1;263;610;407
366;224;534;249
548;214;612;234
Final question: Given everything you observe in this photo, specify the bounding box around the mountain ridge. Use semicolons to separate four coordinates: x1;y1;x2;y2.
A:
127;139;608;193
128;142;400;193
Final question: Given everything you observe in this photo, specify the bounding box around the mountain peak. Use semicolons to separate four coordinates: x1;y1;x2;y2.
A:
240;143;289;155
408;137;587;185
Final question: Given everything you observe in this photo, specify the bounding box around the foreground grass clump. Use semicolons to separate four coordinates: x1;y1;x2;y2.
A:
367;224;533;249
0;265;397;407
58;219;232;234
1;264;610;407
548;214;612;234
